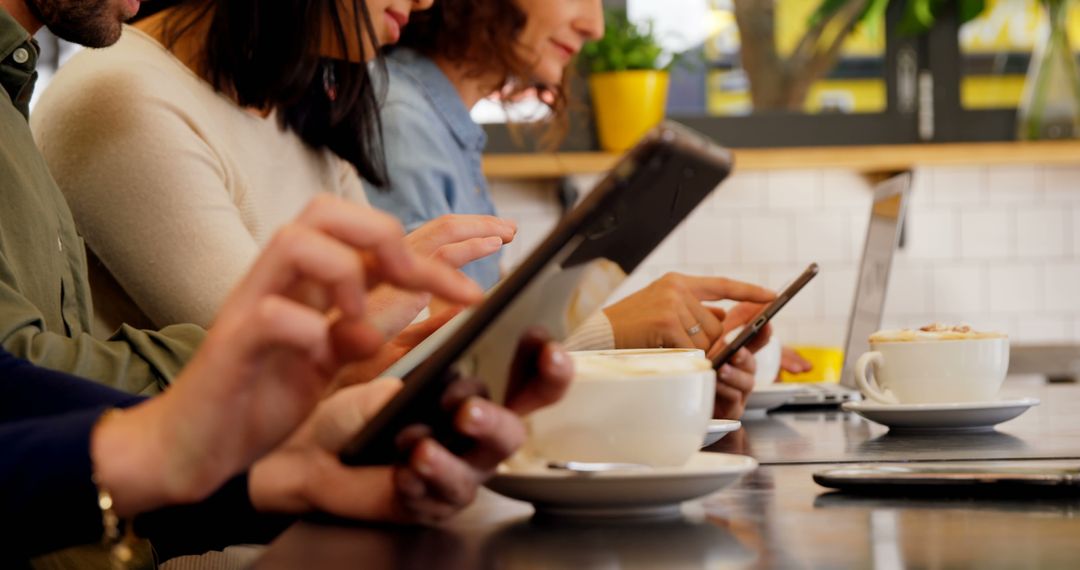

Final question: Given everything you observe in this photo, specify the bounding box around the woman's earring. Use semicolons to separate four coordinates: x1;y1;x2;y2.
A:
323;62;338;102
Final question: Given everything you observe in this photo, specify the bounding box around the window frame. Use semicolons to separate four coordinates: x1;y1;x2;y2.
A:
483;1;1019;154
924;8;1017;143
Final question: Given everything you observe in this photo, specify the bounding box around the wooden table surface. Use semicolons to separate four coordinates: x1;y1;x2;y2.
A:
253;376;1080;569
713;376;1080;466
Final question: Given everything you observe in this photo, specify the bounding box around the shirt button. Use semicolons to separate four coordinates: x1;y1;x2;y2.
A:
57;236;63;252
12;48;29;65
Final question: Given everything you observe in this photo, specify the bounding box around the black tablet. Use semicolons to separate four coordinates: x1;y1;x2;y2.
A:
814;463;1080;495
340;122;734;466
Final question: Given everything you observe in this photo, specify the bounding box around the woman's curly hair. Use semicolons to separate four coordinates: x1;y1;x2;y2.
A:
397;0;570;146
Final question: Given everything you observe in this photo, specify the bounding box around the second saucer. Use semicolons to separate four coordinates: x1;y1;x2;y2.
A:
842;397;1040;432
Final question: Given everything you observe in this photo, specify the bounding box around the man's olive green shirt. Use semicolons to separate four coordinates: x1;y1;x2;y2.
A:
0;8;204;394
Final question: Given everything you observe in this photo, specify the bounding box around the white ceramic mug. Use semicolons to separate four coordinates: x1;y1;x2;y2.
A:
854;334;1009;405
527;349;715;467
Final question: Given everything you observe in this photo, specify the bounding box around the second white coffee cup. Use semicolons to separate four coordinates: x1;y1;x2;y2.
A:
527;349;715;467
855;334;1009;405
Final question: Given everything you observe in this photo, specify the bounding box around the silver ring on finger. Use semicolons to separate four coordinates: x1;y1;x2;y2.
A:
687;322;703;337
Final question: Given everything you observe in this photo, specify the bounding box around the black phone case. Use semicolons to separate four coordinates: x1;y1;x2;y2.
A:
814;464;1080;496
711;263;819;368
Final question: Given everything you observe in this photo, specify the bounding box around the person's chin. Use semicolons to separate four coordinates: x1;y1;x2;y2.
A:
537;66;565;89
96;20;125;47
57;19;122;48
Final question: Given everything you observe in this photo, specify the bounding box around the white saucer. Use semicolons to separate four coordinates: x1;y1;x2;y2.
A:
842;397;1040;432
702;419;742;447
486;452;757;518
744;384;805;413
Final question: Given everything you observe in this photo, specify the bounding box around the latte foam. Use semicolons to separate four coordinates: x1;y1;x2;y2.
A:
570;349;711;380
870;323;1007;343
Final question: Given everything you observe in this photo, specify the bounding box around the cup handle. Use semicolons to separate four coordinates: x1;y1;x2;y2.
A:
854;351;898;405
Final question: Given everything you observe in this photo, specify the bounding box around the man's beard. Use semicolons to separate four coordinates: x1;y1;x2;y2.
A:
24;0;124;48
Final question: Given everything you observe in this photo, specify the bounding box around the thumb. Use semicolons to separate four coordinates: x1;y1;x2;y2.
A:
724;302;765;334
311;377;404;452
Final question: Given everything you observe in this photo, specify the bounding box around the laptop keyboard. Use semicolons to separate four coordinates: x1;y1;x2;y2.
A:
783;383;861;405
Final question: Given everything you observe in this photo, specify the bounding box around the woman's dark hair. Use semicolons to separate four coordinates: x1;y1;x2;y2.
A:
144;0;388;186
397;0;570;146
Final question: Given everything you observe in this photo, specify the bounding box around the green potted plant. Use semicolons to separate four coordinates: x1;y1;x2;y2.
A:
581;10;677;152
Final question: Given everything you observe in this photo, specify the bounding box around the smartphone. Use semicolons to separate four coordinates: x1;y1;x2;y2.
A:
814;463;1080;494
339;122;735;466
711;262;819;369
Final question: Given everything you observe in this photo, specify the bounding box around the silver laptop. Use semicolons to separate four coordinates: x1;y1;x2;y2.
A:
783;172;912;407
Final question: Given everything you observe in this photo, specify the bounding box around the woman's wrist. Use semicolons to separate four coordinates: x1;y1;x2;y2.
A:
90;397;222;516
90;404;172;517
247;447;320;514
249;449;402;522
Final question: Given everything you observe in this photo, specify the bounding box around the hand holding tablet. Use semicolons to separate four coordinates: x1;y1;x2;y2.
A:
339;122;736;466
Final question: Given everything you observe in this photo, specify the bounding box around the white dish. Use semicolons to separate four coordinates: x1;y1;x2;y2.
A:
536;350;715;467
744;384;805;413
842;397;1040;432
486;452;757;518
702;419;742;447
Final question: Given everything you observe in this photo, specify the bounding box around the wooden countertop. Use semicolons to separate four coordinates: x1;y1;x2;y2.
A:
482;141;1080;179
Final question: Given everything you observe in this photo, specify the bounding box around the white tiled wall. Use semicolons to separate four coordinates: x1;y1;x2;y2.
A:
490;164;1080;347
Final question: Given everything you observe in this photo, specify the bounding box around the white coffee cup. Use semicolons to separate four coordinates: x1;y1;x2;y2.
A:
527;349;715;467
854;329;1010;405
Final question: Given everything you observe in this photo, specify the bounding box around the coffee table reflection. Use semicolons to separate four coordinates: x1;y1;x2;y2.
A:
481;515;755;568
253;496;756;570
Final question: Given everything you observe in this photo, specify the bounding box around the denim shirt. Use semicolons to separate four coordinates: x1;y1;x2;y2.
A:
365;48;501;290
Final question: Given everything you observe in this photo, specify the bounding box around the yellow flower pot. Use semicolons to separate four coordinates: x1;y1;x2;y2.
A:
589;70;670;152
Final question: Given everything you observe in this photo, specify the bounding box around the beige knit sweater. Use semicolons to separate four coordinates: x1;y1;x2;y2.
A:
32;26;368;334
31;25;615;350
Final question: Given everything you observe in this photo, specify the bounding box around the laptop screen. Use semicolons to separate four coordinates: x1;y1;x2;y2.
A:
839;173;912;388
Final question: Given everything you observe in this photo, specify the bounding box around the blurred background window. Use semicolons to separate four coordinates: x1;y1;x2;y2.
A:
960;0;1080;110
469;0;1069;150
630;0;889;117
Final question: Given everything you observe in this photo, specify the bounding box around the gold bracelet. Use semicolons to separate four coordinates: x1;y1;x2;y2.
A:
91;408;138;569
